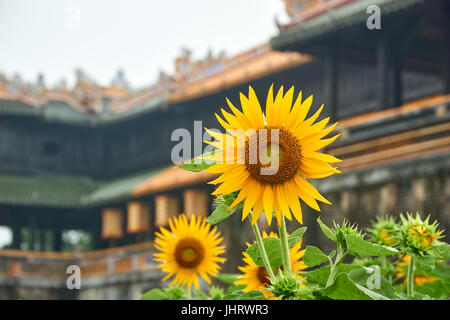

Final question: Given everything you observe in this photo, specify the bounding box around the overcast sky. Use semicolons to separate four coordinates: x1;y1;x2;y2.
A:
0;0;288;89
0;0;288;246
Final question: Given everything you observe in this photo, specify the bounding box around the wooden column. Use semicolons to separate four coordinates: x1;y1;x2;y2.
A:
91;209;103;250
52;215;63;252
28;214;37;251
324;42;338;119
392;43;403;108
183;189;209;218
11;211;22;250
154;194;180;227
443;20;450;94
39;228;46;251
377;34;390;110
378;32;403;109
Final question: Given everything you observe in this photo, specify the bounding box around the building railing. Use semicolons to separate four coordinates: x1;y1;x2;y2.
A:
0;241;158;280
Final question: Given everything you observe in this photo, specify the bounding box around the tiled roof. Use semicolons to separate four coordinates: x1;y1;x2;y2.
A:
0;173;97;208
0;45;309;125
0;166;167;208
0;100;40;117
270;0;425;51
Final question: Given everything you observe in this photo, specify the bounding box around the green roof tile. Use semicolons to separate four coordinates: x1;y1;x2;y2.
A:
270;0;425;51
87;166;167;206
0;100;40;117
0;92;168;126
0;173;97;208
0;166;168;208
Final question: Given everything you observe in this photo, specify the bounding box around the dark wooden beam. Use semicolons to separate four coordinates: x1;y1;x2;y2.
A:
377;34;389;110
324;42;339;119
377;32;403;109
11;210;22;250
52;214;63;252
443;20;450;94
28;213;37;251
392;43;403;108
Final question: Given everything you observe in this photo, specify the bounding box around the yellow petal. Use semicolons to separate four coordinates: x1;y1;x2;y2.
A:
263;185;274;226
294;175;331;205
265;84;275;126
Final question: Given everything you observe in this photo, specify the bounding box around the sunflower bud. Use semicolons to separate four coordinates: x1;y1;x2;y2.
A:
399;212;441;255
367;216;399;247
267;269;300;300
332;219;364;249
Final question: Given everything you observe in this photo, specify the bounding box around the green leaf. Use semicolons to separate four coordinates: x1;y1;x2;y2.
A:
348;268;403;300
287;227;307;247
303;264;360;286
206;197;236;225
193;287;208;300
140;288;167;300
303;246;329;267
317;218;337;242
429;244;450;260
319;273;389;300
246;237;283;268
217;273;241;285
429;261;450;279
177;151;215;172
416;255;435;271
415;279;450;298
226;284;246;294
345;234;399;257
223;290;266;300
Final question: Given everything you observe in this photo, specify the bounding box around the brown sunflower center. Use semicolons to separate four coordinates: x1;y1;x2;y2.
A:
174;238;205;268
245;127;302;184
257;267;271;286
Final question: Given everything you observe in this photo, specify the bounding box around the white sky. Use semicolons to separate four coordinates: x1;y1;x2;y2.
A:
0;0;288;89
0;0;288;246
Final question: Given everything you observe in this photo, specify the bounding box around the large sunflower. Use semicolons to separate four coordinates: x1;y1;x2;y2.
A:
205;85;341;225
153;214;226;288
235;231;307;299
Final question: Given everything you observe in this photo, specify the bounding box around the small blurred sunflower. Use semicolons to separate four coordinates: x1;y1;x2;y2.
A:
367;216;398;246
205;85;341;225
399;213;441;254
236;231;307;299
154;214;226;288
395;255;439;285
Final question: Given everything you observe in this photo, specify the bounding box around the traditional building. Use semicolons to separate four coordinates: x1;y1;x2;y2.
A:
0;0;449;299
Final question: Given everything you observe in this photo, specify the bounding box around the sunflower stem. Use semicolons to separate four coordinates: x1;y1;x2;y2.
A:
326;243;346;287
249;213;276;281
407;255;415;299
278;215;292;275
186;286;192;300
